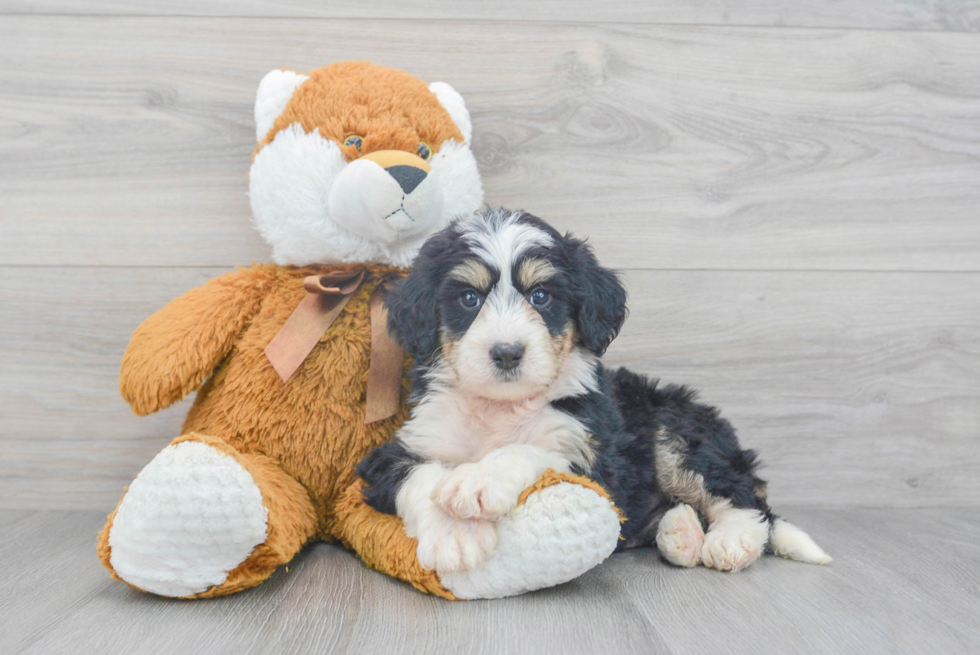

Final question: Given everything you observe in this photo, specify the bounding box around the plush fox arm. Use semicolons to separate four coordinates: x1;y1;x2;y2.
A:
120;267;267;416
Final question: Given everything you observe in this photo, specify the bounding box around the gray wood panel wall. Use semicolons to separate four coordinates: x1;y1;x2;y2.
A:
1;2;978;510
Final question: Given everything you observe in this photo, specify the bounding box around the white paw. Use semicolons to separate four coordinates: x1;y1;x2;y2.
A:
415;514;497;573
700;508;768;572
108;441;268;597
431;463;517;521
656;503;705;567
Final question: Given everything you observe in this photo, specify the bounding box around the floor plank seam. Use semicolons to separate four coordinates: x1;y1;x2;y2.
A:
0;13;976;36
3;264;980;275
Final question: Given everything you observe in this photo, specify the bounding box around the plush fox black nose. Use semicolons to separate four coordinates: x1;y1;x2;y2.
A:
386;165;427;194
490;342;525;371
360;150;431;195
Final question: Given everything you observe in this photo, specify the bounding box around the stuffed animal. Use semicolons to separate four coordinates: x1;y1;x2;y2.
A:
97;61;622;600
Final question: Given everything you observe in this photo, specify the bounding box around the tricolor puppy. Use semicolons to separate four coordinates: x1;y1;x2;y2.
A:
358;208;831;574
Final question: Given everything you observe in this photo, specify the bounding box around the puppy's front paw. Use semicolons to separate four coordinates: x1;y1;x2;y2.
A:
432;463;517;521
415;516;497;573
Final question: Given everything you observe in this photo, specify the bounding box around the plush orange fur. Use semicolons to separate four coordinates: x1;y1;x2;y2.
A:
98;263;434;594
257;61;464;160
334;481;456;600
517;470;627;530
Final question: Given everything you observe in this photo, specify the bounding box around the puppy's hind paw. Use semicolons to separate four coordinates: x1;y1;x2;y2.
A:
701;508;768;572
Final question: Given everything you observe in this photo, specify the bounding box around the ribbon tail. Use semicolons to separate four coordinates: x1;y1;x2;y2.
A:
365;286;405;424
265;292;354;383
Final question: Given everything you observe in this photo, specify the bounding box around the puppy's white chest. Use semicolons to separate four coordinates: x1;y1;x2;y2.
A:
403;389;594;468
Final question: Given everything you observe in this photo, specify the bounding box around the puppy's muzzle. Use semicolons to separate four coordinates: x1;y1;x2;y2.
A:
360;150;431;195
490;342;525;372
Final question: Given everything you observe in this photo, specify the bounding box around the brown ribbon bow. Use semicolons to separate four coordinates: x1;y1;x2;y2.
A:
264;270;404;424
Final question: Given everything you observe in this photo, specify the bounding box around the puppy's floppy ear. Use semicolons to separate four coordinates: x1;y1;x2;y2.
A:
385;227;459;363
566;236;627;356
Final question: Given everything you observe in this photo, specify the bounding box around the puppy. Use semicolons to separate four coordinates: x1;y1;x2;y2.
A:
357;207;831;574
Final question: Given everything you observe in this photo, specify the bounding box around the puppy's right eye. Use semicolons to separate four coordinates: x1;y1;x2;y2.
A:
460;289;482;309
344;135;364;150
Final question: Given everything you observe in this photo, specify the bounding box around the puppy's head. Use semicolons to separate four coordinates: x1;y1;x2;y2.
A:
386;208;627;401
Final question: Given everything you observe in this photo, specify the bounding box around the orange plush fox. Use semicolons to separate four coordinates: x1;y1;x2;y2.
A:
97;62;622;600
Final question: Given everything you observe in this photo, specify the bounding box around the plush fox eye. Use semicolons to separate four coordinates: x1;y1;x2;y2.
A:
529;288;551;307
460;289;481;309
344;135;364;150
417;142;432;160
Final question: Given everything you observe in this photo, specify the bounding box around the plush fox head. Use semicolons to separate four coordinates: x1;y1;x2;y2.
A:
249;62;484;267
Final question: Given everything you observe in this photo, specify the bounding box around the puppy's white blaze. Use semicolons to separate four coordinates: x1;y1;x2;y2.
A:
454;289;562;400
459;210;553;287
482;284;533;328
771;518;832;565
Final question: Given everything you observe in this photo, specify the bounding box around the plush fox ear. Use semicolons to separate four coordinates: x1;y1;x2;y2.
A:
429;81;472;144
254;69;309;142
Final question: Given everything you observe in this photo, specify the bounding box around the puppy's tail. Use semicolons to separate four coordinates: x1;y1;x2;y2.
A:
768;517;832;565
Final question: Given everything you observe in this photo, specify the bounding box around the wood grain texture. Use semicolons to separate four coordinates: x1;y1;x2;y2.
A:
1;17;979;270
2;266;976;510
2;508;978;654
2;0;979;32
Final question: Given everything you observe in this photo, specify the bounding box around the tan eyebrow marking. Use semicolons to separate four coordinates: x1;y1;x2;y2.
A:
517;257;557;288
449;259;493;291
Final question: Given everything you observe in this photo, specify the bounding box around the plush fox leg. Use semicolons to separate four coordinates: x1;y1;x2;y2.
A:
333;471;622;600
333;480;456;599
98;433;317;598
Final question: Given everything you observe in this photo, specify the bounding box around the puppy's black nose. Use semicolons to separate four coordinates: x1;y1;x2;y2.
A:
386;165;427;195
490;342;525;371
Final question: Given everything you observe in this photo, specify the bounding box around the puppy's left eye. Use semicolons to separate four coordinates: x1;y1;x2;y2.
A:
460;289;482;309
417;142;432;160
529;289;551;307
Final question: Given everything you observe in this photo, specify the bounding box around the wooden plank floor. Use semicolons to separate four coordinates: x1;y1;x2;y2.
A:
2;508;978;654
